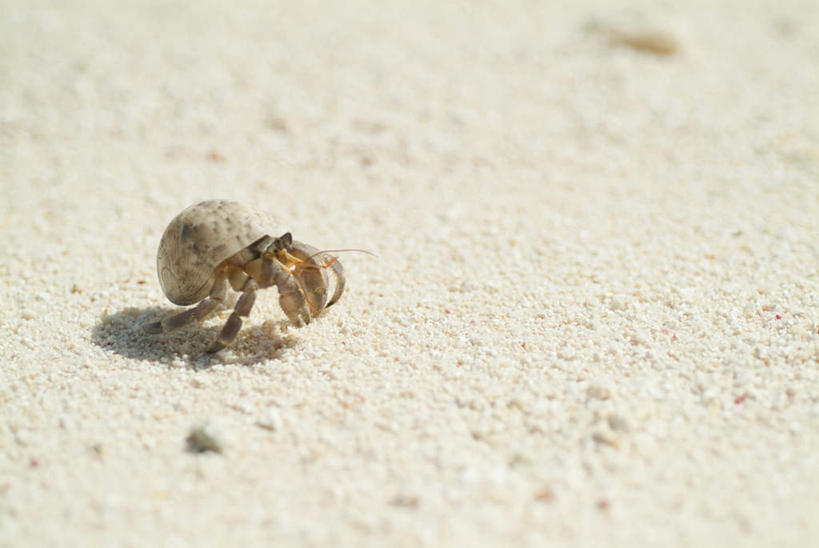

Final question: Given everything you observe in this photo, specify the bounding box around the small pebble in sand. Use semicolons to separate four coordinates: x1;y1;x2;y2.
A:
585;19;679;56
533;488;556;504
606;29;679;55
389;495;419;509
256;407;283;432
186;425;223;454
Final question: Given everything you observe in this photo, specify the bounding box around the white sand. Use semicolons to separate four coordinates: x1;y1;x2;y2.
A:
2;1;819;546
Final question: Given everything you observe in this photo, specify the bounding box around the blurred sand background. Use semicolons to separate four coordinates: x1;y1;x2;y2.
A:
2;1;819;546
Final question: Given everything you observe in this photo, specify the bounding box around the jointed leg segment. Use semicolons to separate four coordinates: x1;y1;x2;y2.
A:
206;279;258;353
143;275;227;334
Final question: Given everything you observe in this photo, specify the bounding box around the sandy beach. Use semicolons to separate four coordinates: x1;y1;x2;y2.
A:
2;1;818;546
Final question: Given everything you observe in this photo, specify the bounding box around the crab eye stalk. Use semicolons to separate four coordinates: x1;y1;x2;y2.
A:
277;232;293;248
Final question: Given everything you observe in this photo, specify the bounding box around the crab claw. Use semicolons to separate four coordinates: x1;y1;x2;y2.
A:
288;241;345;313
325;256;345;307
278;288;312;327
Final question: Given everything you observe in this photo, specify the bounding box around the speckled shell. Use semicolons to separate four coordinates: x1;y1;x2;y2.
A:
157;200;270;305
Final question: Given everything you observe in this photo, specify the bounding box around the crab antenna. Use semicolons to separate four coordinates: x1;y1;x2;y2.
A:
306;248;378;261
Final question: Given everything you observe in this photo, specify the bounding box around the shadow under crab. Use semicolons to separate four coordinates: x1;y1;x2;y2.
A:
91;306;297;366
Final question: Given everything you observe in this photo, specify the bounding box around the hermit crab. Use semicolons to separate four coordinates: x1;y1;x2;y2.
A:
143;200;344;352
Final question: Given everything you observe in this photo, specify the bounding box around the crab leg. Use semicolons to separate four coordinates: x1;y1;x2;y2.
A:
207;279;258;353
143;274;227;334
